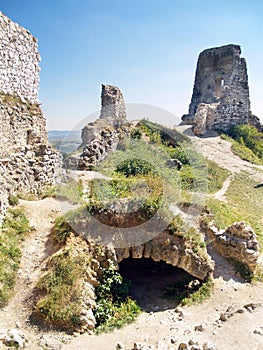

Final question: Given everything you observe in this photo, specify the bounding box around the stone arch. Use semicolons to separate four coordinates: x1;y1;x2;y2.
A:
114;230;214;281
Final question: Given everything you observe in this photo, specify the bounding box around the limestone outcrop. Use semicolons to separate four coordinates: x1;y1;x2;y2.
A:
206;221;261;273
0;14;61;221
65;84;132;170
182;44;251;135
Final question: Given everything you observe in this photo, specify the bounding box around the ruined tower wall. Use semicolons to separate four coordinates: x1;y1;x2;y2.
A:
0;13;60;221
99;84;126;120
183;44;251;135
0;11;40;103
65;84;131;170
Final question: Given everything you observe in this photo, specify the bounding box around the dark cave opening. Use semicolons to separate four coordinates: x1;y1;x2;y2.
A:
118;257;198;312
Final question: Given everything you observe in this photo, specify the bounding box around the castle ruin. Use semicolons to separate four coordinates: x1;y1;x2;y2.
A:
65;84;131;170
0;12;60;220
182;44;251;135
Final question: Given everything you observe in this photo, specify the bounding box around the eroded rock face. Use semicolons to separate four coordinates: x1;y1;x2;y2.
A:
182;44;251;135
207;221;261;272
100;84;126;120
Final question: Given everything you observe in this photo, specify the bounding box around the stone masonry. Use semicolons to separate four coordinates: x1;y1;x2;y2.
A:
0;12;40;103
99;84;126;120
206;221;261;273
182;44;251;135
0;14;60;221
65;84;132;170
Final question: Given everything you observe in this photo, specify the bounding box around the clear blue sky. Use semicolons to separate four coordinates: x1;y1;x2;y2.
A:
1;0;263;129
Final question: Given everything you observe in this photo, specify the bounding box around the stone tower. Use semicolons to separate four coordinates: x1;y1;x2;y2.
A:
182;44;251;135
99;84;126;119
0;12;60;221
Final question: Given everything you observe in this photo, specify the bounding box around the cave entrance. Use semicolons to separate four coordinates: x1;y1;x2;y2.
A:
118;257;198;312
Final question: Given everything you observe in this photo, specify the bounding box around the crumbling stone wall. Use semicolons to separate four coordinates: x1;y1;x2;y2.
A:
115;230;214;281
0;94;61;220
206;221;261;273
182;44;251;135
0;12;40;103
0;14;60;221
99;84;126;120
65;84;132;170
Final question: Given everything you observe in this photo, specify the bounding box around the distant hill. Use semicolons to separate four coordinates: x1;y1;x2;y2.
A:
48;130;82;153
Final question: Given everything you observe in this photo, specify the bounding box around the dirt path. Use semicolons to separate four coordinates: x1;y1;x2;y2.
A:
177;125;263;182
0;198;65;349
64;280;263;350
213;175;233;201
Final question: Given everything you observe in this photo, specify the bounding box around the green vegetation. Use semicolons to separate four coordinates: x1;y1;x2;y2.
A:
179;159;229;193
55;179;83;204
169;215;206;256
206;171;263;245
221;134;263;165
16;186;56;201
228;259;252;282
137;119;189;145
0;208;31;306
8;195;19;206
116;158;154;177
222;124;263;164
36;248;88;330
94;262;140;333
165;276;213;306
51;216;73;244
181;277;214;305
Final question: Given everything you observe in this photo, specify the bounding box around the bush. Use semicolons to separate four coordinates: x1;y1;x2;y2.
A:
51;216;73;244
94;261;140;332
3;208;31;235
165;276;213;305
8;195;19;206
221;134;263;165
116;158;154;177
130;128;142;139
166;145;190;165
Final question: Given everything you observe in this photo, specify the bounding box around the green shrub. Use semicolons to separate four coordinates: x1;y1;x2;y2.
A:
116;158;154;177
8;195;19;206
179;158;229;194
51;216;73;244
166;145;190;165
130;128;142;139
94;261;140;332
181;277;214;305
165;276;213;305
3;208;31;235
